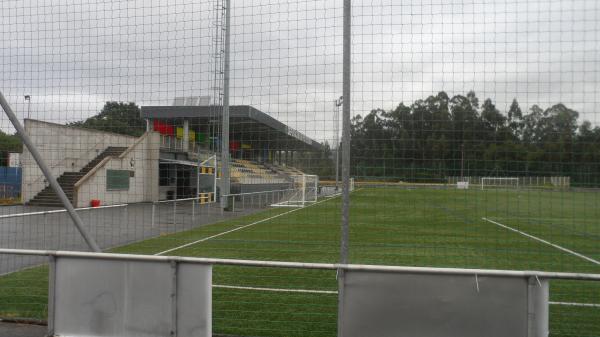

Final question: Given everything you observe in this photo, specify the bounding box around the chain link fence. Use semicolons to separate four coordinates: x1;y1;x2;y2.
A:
1;0;600;336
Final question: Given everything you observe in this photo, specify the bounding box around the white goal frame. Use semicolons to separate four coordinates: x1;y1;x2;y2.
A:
272;174;319;207
481;177;519;190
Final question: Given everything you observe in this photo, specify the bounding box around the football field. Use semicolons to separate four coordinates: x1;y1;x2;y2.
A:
2;187;600;336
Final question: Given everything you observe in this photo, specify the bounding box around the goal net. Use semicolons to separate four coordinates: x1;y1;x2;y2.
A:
272;175;319;207
481;177;519;190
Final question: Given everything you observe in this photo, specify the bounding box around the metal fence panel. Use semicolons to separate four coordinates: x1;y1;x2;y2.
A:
340;270;548;337
52;257;211;337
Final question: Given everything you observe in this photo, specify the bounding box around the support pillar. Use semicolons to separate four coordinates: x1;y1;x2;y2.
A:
183;119;189;152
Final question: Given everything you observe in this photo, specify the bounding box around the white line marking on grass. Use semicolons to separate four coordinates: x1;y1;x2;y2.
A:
482;217;600;266
550;301;600;308
155;194;342;256
212;285;600;307
213;284;338;295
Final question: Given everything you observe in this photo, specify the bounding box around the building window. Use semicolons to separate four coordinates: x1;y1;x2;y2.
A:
107;170;130;191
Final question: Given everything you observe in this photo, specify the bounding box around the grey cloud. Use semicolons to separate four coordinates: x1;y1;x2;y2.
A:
1;0;599;141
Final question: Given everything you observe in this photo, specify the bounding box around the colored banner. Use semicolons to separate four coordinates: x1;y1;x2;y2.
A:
229;141;240;151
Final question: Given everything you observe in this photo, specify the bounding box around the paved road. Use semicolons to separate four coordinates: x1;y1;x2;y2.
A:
0;200;267;275
0;322;46;337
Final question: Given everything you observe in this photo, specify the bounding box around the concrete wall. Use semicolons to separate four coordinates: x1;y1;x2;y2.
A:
22;119;138;203
75;132;160;207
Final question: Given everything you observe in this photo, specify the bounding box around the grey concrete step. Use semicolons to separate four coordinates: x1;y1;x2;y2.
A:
27;146;129;206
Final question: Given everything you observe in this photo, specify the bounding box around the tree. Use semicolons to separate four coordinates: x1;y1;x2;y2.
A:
507;99;523;137
69;102;145;137
348;91;598;186
481;98;506;133
0;131;22;153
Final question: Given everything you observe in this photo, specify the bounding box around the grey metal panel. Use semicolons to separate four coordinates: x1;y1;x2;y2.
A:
529;278;549;337
177;263;212;337
53;257;211;337
340;271;549;337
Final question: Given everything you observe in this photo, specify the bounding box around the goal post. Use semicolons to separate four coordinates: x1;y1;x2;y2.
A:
272;174;319;207
481;177;519;190
297;174;318;204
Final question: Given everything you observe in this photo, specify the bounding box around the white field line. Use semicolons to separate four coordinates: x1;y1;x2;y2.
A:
155;193;342;256
549;301;600;308
211;285;600;308
494;216;596;222
482;217;600;266
213;284;337;294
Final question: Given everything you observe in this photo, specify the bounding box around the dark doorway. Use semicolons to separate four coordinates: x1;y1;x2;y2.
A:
176;166;192;198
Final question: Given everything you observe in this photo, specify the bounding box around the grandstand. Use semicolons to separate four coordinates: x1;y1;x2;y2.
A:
142;105;322;197
20;105;322;207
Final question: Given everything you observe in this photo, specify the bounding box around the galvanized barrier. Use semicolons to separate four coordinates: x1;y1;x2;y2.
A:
2;249;599;337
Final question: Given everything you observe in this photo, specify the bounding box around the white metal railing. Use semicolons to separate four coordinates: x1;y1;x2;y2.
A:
222;188;297;198
149;188;298;227
151;195;217;228
1;248;599;281
0;203;128;219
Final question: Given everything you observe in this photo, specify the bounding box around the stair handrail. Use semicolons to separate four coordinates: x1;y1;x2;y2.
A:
116;132;150;159
26;139;110;188
73;132;151;191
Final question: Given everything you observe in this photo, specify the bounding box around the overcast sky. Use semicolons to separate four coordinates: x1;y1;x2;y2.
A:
1;0;599;142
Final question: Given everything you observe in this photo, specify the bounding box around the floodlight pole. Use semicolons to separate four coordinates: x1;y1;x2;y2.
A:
460;143;465;181
335;97;343;191
220;0;231;210
24;95;31;119
0;92;101;252
338;0;351;336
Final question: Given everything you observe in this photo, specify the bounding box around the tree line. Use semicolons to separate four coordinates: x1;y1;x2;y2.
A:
349;91;600;186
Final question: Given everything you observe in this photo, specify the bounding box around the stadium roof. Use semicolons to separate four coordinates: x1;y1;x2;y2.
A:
141;105;323;151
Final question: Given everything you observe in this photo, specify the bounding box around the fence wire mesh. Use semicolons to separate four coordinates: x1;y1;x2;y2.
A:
1;0;600;336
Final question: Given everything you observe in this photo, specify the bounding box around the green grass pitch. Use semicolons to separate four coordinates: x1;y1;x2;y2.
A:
1;187;599;336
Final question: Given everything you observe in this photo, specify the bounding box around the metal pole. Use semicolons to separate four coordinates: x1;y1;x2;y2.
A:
460;143;465;181
220;0;231;210
24;95;31;119
0;92;100;252
335;98;342;191
340;0;351;271
213;155;218;202
196;149;201;202
173;200;177;226
152;203;156;228
338;1;351;336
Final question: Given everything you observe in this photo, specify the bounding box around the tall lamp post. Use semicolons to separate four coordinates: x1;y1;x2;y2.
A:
24;95;31;119
334;96;343;191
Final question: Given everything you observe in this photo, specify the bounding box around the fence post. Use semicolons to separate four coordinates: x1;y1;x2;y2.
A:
122;205;127;226
47;255;57;336
173;200;177;226
220;0;232;210
338;0;352;336
151;202;156;228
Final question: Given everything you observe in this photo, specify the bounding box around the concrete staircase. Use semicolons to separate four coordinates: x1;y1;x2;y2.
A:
27;147;128;207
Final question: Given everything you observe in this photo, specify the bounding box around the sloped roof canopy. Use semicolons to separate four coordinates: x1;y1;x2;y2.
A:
141;105;323;151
